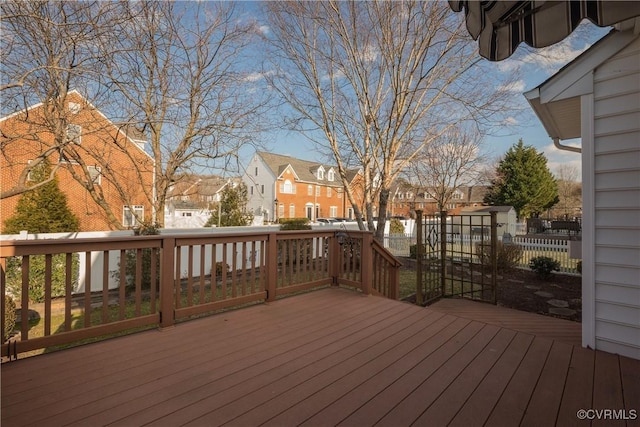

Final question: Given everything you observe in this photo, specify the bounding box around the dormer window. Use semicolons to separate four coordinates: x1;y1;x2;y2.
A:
317;166;325;180
327;169;335;181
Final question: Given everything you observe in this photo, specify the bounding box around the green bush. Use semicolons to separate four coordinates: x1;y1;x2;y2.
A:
115;223;160;291
4;295;16;341
475;241;523;271
279;218;312;230
5;254;79;303
389;218;405;235
529;256;561;279
409;244;428;259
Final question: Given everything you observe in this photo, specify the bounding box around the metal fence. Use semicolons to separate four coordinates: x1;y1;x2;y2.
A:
384;230;581;274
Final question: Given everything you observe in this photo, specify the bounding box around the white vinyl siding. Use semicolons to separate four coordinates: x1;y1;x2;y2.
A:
591;37;640;359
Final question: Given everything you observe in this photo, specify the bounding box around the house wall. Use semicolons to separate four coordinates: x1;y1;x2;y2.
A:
243;154;276;221
0;92;154;232
274;167;345;220
589;36;640;359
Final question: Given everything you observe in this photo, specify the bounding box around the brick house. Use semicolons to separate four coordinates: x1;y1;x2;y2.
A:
243;152;363;223
0;91;155;232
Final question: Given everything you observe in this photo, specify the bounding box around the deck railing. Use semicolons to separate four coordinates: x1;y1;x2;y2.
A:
1;229;401;359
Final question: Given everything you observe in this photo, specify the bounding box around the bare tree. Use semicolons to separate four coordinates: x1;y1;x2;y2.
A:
1;1;269;228
404;127;485;211
100;1;268;226
264;1;519;240
551;164;582;219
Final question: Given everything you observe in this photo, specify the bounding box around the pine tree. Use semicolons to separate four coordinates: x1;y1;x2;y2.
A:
205;183;253;227
484;139;559;219
4;160;80;233
4;161;80;302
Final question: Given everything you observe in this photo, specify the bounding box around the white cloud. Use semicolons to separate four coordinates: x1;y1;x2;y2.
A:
542;141;582;179
257;25;270;35
502;116;519;126
497;80;526;93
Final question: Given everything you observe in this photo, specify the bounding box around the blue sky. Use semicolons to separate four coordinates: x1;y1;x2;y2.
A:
244;9;610;181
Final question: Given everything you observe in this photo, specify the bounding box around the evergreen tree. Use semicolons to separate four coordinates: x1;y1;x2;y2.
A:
4;160;80;233
484;140;559;219
205;183;253;227
4;160;80;302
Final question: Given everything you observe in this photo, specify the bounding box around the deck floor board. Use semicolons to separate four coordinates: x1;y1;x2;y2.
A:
2;288;638;427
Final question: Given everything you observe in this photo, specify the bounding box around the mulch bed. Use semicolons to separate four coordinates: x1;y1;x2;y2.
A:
399;257;582;322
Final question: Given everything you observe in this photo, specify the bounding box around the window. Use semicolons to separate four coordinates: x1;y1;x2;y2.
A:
317;167;324;180
255;167;258;176
327;187;332;197
308;185;313;196
261;185;264;194
181;212;192;217
337;188;342;199
65;124;81;145
327;169;335;181
27;159;34;181
278;203;284;218
330;206;338;217
250;187;254;195
68;102;81;114
123;205;144;227
88;165;101;185
315;186;320;196
452;191;463;200
289;204;295;218
280;179;295;194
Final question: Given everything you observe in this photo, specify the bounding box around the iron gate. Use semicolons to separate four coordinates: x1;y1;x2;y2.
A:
415;211;497;305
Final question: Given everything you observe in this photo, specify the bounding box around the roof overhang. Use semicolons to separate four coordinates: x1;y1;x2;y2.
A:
523;25;638;140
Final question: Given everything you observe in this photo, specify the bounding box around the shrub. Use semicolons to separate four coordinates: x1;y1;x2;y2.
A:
409;244;428;259
577;260;582;275
5;254;79;303
389;218;405;235
114;223;160;291
212;262;230;277
475;241;523;271
529;256;561;279
279;218;312;230
4;295;16;341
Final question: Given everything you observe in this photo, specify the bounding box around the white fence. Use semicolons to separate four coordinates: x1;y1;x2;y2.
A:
383;233;581;274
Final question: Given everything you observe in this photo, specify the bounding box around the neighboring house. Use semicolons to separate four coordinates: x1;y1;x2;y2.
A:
525;22;640;359
389;181;489;218
243;152;362;223
0;91;154;232
165;174;240;228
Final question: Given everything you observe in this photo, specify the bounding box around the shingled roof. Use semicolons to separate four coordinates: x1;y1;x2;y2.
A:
257;151;360;185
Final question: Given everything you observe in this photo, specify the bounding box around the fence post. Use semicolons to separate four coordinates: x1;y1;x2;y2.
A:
490;211;498;304
266;232;277;302
440;210;447;297
415;210;424;305
360;233;372;295
160;236;176;328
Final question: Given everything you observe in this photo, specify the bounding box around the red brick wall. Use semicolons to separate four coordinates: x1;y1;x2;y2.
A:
0;93;154;233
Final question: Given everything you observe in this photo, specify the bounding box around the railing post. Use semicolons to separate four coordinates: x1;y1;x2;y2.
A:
491;211;498;304
266;232;277;301
440;210;447;298
160;236;176;328
329;234;340;286
415;210;424;305
360;233;372;295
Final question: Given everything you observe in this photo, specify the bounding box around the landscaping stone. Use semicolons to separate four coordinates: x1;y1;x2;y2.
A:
524;284;540;290
547;299;569;308
534;291;554;298
548;307;577;317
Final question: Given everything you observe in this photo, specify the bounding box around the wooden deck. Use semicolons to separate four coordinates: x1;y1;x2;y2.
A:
2;287;639;427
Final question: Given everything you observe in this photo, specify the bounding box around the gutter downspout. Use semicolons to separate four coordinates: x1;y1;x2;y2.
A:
553;137;581;153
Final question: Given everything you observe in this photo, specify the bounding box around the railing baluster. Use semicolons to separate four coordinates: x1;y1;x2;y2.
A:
44;254;52;336
135;248;142;316
65;253;72;332
21;255;29;341
119;249;126;320
102;251;110;323
199;245;206;304
187;245;193;307
84;251;92;328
